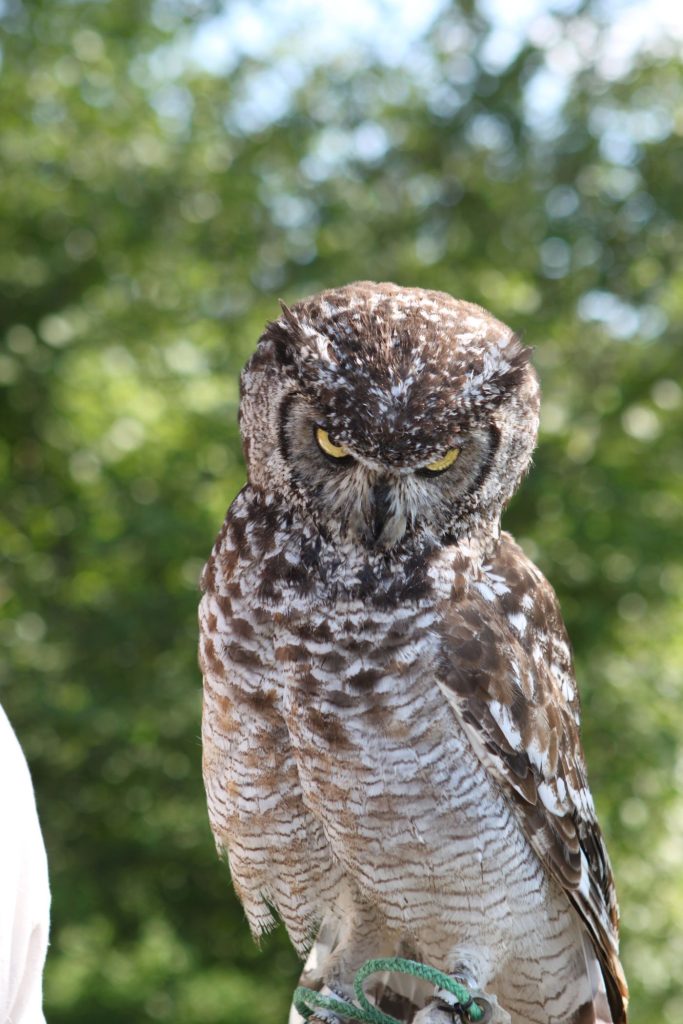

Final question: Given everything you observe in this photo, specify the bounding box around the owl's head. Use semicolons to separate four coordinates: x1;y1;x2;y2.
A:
239;282;539;552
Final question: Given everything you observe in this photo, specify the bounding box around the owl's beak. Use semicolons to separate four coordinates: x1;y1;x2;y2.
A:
370;478;406;549
371;480;392;542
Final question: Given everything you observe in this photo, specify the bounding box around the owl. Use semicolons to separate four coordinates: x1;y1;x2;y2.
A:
199;282;628;1024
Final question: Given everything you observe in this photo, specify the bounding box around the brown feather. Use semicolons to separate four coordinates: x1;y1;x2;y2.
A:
438;533;628;1022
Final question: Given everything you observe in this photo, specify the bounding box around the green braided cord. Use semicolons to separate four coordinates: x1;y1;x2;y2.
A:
293;985;390;1023
293;956;485;1023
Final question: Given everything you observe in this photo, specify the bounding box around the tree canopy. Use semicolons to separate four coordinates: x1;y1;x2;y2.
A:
1;1;682;1021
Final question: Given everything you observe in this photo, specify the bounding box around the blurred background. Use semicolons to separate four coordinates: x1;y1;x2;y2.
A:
1;0;682;1021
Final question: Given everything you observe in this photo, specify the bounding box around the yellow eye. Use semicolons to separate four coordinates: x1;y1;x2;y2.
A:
424;448;460;473
315;427;350;459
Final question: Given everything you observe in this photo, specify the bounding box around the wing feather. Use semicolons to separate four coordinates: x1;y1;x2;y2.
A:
438;533;628;1022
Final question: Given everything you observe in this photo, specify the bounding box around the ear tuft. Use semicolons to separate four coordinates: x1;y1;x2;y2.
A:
491;334;535;396
508;333;534;366
254;301;305;368
278;300;302;337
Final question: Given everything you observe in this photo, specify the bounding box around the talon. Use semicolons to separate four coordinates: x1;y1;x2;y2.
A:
435;984;474;1014
291;982;349;1024
437;996;479;1023
433;977;479;1021
309;984;349;1023
415;987;509;1024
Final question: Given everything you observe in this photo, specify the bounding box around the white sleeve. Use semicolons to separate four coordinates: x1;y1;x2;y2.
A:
0;705;50;1024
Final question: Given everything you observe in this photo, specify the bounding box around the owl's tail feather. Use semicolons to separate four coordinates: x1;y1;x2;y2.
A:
581;930;620;1024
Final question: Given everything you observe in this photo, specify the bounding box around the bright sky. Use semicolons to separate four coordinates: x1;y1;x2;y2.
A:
188;0;683;75
188;0;448;72
168;0;683;141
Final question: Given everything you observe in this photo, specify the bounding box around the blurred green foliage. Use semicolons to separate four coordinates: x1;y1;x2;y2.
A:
1;1;683;1021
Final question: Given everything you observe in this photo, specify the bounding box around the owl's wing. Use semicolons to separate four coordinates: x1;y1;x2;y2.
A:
437;534;628;1023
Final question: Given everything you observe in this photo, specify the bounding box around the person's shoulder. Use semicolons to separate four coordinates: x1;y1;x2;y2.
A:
0;703;39;818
